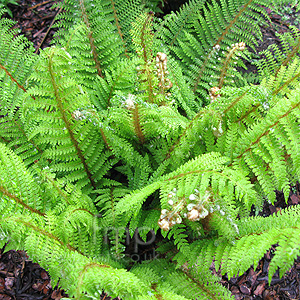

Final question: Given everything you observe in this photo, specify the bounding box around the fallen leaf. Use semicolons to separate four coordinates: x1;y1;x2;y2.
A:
41;270;49;280
4;277;14;290
254;282;265;296
240;284;251;295
291;194;300;205
51;289;64;300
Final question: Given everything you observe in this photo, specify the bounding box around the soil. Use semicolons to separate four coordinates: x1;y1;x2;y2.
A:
4;0;60;52
1;0;300;299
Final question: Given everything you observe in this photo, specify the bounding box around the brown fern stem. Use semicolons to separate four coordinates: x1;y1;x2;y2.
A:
140;13;155;103
0;186;45;216
272;71;300;96
0;136;9;143
234;101;300;162
167;169;223;181
223;90;248;114
79;0;103;78
193;0;253;92
150;283;163;300
141;13;153;63
109;0;129;58
14;219;84;255
70;208;96;217
274;37;300;77
215;0;253;46
181;268;224;300
76;263;112;298
100;128;112;150
48;52;97;190
132;104;145;144
236;104;260;124
0;63;35;100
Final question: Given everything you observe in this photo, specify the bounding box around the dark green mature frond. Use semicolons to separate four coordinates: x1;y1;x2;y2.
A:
95;184;130;227
167;57;201;117
192;205;300;284
0;142;151;299
0;141;101;256
0;17;35;118
102;0;144;52
0;111;43;166
131;259;234;299
56;0;126;80
157;0;206;47
217;82;300;202
257;26;300;79
0;18;41;165
159;0;291;103
22;47;113;193
56;0;145;59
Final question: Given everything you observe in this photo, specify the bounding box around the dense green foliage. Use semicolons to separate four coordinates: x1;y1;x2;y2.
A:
0;0;300;299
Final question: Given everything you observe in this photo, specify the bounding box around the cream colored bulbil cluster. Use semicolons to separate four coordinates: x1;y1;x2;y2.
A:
233;41;246;51
158;189;210;231
155;52;172;92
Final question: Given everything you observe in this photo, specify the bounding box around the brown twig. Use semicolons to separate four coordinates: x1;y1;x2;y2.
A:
29;0;54;10
35;6;62;53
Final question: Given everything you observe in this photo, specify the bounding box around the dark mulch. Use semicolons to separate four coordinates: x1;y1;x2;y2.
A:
5;0;61;51
215;184;300;300
0;246;120;300
1;0;300;299
0;244;68;300
237;4;300;77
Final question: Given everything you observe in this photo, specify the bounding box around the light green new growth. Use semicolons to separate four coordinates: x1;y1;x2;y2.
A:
0;0;300;299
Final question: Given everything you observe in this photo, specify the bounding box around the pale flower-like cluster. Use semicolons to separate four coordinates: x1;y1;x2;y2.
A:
212;121;223;138
232;41;246;51
158;188;239;234
123;94;136;110
72;109;84;120
155;52;172;93
209;86;221;102
158;189;210;231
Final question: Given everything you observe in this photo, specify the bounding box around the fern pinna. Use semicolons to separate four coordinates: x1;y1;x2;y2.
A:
0;0;300;299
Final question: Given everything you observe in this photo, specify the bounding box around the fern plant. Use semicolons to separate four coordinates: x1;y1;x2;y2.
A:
0;0;300;299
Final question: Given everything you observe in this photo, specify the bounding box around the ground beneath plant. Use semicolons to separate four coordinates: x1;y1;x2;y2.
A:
1;0;300;299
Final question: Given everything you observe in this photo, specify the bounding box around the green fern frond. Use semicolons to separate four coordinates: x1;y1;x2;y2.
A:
257;26;300;79
22;47;113;193
1;1;300;298
159;0;288;102
0;17;35;118
132;259;234;299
